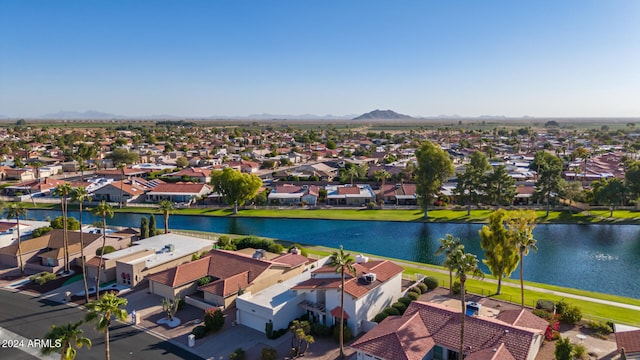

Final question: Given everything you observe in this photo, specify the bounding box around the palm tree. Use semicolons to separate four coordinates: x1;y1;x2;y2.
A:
157;199;175;234
435;234;462;295
91;201;113;300
117;163;126;208
449;246;484;360
373;169;391;202
53;184;73;273
41;321;92;360
508;211;538;307
327;245;355;359
71;187;91;303
5;203;27;274
85;292;128;360
346;167;359;185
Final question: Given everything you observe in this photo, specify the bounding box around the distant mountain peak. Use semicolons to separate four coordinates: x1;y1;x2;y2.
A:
353;109;413;120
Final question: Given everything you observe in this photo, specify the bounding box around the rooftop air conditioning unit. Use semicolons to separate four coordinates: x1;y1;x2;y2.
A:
355;254;368;263
364;273;376;283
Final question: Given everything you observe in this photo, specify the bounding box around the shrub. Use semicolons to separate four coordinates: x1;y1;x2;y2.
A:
261;347;277;360
30;272;56;285
407;292;420;301
191;325;208;339
536;299;556;313
374;312;389;323
175;297;185;311
573;343;587;360
555;337;573;360
333;325;352;343
392;302;407;314
32;226;52;238
383;307;400;316
96;245;116;256
555;299;568;315
271;328;288;339
398;297;412;306
417;282;428;294
551;330;561;340
422;276;438;290
410;286;422;295
265;321;273;339
587;321;613;338
204;308;225;332
532;308;554;321
229;348;245;360
310;321;331;337
287;244;309;257
560;305;582;324
452;280;462;295
197;276;212;286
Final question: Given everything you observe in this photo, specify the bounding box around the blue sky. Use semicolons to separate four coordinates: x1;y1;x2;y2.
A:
1;0;639;118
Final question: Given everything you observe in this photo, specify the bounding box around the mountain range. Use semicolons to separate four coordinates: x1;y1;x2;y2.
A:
352;109;413;120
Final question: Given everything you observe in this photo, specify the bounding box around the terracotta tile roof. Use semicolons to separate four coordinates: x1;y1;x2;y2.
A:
38;243;82;260
96;168;148;176
47;230;103;249
400;301;541;360
199;271;250;297
270;253;309;267
330;306;350;320
104;180;149;195
465;343;516;360
338;186;361;195
147;183;211;194
171;167;212;177
0;222;18;232
146;256;210;287
496;309;549;332
85;256;102;267
617;329;640;354
0;234;51;255
351;313;434;360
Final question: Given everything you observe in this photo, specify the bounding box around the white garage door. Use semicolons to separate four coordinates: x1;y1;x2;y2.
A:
239;311;269;333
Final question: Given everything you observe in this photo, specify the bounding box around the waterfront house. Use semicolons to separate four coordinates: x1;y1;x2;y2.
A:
325;184;375;206
145;183;212;204
267;184;319;206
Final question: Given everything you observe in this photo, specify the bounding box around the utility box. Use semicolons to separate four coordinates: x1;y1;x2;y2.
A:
188;334;195;347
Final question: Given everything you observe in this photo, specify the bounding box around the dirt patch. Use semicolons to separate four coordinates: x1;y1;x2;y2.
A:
18;266;83;294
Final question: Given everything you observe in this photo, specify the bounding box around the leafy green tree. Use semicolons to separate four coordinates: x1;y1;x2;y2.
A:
211;167;262;214
479;209;518;295
149;215;157;237
449;246;483;359
415;140;454;218
327;245;355;359
71;187;92;303
175;156;189;168
558;179;584;213
158;199;175;234
5;203;27;274
555;337;573;360
91;201;113;299
85;292;128;360
592;178;626;217
483;165;516;207
50;216;81;230
531;151;563;216
106;148;139;165
625;160;640;199
289;320;314;358
434;234;461;294
140;217;149;239
507;210;538;307
41;321;91;360
53;184;73;273
454;151;490;215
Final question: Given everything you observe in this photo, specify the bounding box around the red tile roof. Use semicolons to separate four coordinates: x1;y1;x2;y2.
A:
148;183;211;194
330;306;350;320
496;309;549;332
351;313;434;360
338;186;360;195
617;329;640;354
270;252;309;267
465;343;516;360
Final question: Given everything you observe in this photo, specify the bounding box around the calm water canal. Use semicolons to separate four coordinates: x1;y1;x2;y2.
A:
29;209;640;299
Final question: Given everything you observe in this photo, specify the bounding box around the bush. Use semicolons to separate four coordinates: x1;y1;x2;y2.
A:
261;347;277;360
229;348;245;360
555;299;568;315
32;226;52;238
551;330;561;340
407;291;420;301
96;246;116;256
409;286;422;295
197;276;212;286
532;308;554;321
383;307;400;316
398;297;412;306
560;305;582;324
265;321;273;339
204;308;225;332
536;299;556;313
333;325;352;343
555;337;573;360
271;328;287;339
310;321;331;337
417;282;428;294
573;343;587;360
29;272;56;285
234;236;283;254
373;312;389;323
392;302;407;314
191;325;208;339
422;276;438;290
586;321;613;338
287;244;308;257
452;280;462;295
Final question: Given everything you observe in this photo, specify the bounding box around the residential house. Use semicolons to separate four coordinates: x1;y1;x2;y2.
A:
91;180;150;204
616;327;640;359
267;184;319;205
4;178;68;197
164;167;213;183
147;248;308;309
145;183;212;204
325;184;375;206
380;184;418;205
350;301;548;360
95;168;148;180
86;233;214;287
5;168;35;182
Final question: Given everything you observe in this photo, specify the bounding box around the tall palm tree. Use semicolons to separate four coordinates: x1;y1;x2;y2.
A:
157;199;174;234
449;246;483;360
5;203;27;274
71;187;91;303
53;184;73;273
346;167;359;185
85;292;128;360
91;201;113;300
435;234;462;295
41;321;92;360
117;163;126;208
373;170;391;202
507;211;538;307
327;245;355;359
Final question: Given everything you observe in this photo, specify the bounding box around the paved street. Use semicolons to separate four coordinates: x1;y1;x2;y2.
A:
0;290;202;360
